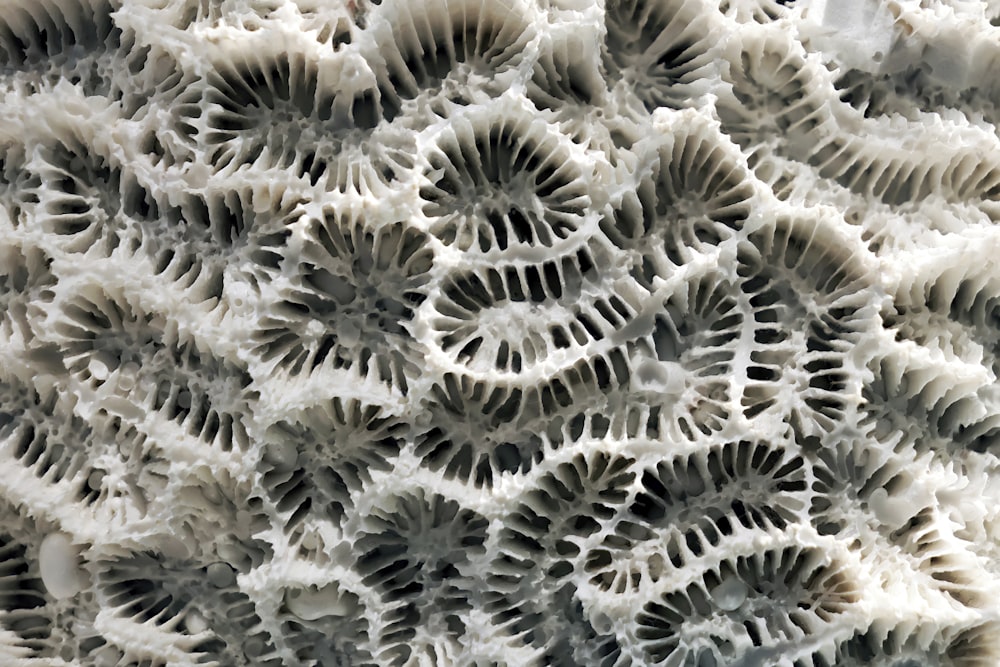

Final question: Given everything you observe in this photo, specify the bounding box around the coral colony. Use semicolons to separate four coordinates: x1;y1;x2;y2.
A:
1;0;1000;665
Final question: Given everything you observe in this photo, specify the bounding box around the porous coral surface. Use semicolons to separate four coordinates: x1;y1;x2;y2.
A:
2;0;1000;665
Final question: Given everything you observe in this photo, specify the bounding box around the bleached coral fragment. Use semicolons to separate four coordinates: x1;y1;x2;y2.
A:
38;532;85;600
709;575;748;612
1;0;1000;665
284;582;358;621
801;0;899;73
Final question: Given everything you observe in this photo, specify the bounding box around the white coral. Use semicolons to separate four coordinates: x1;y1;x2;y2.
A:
1;0;1000;665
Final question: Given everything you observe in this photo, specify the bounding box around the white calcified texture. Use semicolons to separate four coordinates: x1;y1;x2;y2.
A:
2;0;1000;665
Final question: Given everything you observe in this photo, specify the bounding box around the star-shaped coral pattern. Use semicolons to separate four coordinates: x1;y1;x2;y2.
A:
1;0;1000;665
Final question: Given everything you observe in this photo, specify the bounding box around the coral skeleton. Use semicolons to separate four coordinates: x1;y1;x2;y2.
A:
1;0;1000;665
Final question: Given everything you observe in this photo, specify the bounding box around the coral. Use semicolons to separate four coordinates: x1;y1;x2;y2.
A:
1;0;1000;665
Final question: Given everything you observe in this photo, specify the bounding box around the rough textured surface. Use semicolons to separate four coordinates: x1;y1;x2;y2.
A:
2;0;1000;665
